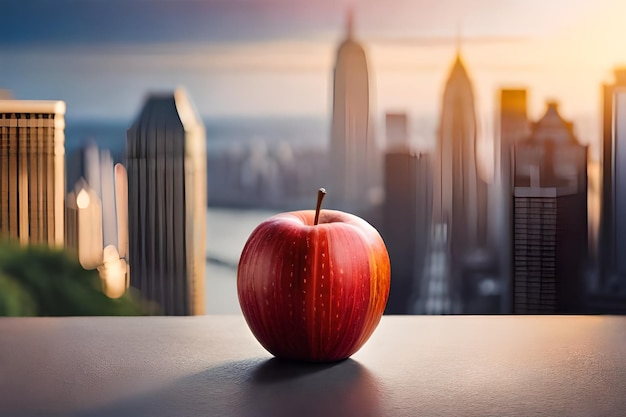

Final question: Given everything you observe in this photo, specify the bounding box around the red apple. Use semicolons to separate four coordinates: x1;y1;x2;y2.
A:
237;189;391;362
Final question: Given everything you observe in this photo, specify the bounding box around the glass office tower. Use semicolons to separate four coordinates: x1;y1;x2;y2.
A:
126;89;206;315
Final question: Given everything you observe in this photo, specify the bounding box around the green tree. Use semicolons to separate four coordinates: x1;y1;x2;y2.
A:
0;241;146;316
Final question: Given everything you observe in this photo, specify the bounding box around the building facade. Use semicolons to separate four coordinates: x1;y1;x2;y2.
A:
599;69;626;293
433;53;488;309
329;10;380;211
512;101;588;313
382;113;432;313
496;89;531;313
126;89;206;315
0;100;66;246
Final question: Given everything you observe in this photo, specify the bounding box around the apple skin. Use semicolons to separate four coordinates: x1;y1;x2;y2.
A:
237;209;391;362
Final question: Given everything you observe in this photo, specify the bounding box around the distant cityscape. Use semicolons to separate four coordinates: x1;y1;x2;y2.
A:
1;8;626;316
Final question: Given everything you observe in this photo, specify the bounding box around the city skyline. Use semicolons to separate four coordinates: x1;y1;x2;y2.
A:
2;0;625;154
1;0;624;316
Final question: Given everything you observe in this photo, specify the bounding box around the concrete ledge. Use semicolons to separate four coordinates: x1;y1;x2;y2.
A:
0;315;624;416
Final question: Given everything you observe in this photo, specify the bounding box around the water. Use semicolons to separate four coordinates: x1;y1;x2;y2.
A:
64;116;329;157
205;207;279;314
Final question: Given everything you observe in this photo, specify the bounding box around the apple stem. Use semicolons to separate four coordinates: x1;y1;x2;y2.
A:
314;188;326;226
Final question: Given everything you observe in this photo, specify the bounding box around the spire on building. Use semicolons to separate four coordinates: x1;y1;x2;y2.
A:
346;4;354;39
448;51;470;83
329;3;380;212
455;22;462;56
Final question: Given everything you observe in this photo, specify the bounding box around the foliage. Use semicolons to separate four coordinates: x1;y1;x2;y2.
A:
0;241;146;316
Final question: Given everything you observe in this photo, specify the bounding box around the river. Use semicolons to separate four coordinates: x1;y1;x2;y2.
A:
205;207;279;314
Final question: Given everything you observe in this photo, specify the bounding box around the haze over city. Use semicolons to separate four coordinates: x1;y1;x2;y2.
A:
2;0;626;141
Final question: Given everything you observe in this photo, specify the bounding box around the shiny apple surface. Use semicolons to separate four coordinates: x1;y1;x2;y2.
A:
237;209;390;362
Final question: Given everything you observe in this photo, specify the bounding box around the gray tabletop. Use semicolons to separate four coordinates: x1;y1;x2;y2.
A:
1;315;625;417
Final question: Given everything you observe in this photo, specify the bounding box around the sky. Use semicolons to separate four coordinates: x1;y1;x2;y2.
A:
2;0;626;151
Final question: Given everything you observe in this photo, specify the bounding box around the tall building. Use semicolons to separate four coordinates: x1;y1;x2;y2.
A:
385;113;409;151
496;89;531;313
126;89;206;315
382;113;432;314
512;101;588;313
329;9;379;211
433;52;488;308
599;69;626;293
0;100;66;246
65;142;129;298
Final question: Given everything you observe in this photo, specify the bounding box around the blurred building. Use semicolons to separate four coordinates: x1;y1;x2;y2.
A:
65;142;129;299
382;113;432;314
126;89;206;315
206;142;327;210
0;100;66;246
599;69;626;294
413;223;455;314
496;89;531;313
385;113;409;150
433;52;488;310
512;101;588;313
329;9;381;211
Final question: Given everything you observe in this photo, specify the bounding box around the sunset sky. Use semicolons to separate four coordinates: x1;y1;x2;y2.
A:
2;0;626;152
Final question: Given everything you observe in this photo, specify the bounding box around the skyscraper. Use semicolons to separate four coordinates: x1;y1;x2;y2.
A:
385;113;409;151
599;69;626;293
0;100;66;246
433;53;488;307
329;9;379;211
496;89;531;313
382;113;432;314
512;101;588;313
126;89;206;315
